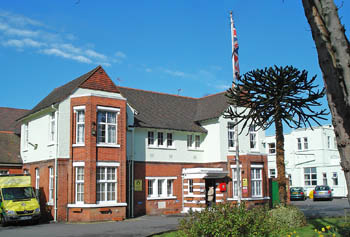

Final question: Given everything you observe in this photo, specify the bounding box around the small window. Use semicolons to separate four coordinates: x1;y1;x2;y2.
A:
195;135;200;148
76;110;85;144
268;143;276;154
323;172;327;185
23;123;29;150
76;167;84;203
49;167;54;203
304;137;308;150
49;112;56;143
157;132;164;146
327;136;331;149
148;131;154;146
188;179;194;193
288;174;292;186
249;125;257;150
228;122;235;149
167;133;173;147
297;138;302;150
187;135;193;148
35;168;40;190
148;179;154;196
269;169;276;178
332;172;338;186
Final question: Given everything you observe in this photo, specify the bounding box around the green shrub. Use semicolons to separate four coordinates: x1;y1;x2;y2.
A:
268;204;306;233
178;203;275;237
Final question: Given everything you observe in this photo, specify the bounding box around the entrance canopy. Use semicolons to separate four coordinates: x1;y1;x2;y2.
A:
182;168;228;179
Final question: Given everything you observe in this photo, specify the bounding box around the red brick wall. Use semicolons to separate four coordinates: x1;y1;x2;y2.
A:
0;166;22;174
68;95;127;221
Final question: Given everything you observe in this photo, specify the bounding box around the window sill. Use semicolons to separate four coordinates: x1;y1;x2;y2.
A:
73;144;85;147
97;144;120;148
187;148;203;152
67;202;127;208
147;196;177;200
147;146;176;150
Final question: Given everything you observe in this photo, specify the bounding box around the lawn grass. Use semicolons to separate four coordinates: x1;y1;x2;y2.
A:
153;217;350;237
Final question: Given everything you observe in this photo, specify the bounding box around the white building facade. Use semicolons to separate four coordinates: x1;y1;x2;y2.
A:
266;125;347;197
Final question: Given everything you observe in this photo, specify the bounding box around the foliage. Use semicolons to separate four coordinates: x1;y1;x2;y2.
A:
178;203;307;237
268;204;306;231
224;65;328;134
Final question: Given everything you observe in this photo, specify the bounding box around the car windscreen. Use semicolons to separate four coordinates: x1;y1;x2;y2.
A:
1;187;36;200
290;187;303;192
315;186;330;191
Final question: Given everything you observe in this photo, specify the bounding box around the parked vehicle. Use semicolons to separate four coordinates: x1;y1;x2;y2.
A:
0;175;40;226
290;187;307;201
313;185;333;201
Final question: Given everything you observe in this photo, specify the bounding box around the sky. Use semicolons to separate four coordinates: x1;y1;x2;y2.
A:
0;0;349;135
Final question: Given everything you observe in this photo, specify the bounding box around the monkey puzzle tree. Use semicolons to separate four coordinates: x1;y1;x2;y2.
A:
224;65;328;204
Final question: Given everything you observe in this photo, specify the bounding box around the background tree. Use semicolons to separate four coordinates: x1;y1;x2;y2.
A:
302;0;350;203
224;65;328;204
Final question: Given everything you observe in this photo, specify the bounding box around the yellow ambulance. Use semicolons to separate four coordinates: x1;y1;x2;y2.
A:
0;175;40;226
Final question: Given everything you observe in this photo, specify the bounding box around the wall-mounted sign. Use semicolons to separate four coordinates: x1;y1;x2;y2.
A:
243;178;248;187
134;179;142;191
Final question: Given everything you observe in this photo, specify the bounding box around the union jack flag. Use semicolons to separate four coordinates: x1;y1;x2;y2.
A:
230;12;240;81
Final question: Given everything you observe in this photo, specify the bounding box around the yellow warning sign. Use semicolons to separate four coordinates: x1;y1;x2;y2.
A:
243;178;248;187
134;179;142;191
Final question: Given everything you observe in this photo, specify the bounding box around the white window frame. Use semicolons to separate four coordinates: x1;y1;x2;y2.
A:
332;172;338;186
97;107;120;146
75;167;84;203
232;167;242;198
167;133;173;147
148;131;155;146
251;165;263;197
303;137;308;150
23;123;29;150
268;143;276;154
228;122;235;149
157;132;164;146
96;166;117;204
304;167;317;186
188;179;194;194
269;169;276;178
297;138;302;151
49;167;54;204
249;125;258;151
146;177;177;199
49;112;56;144
35;168;40;190
187;134;202;150
74;106;85;145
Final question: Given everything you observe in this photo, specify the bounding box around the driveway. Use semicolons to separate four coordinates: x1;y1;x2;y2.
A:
291;198;350;218
0;214;183;237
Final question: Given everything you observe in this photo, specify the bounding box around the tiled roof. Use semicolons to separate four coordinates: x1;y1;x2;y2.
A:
118;87;229;133
20;65;102;119
0;132;22;165
0;107;29;134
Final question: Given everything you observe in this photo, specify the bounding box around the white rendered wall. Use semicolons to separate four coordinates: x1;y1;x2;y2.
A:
266;125;346;197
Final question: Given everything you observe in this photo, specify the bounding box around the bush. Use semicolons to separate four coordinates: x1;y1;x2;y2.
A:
178;203;306;237
269;204;306;232
178;203;275;237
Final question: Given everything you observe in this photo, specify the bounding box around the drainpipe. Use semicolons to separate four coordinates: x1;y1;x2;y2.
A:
131;127;135;218
52;104;59;222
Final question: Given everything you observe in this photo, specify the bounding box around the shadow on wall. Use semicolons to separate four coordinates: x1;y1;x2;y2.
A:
37;187;53;223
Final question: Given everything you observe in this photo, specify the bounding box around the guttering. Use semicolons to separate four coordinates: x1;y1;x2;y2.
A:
52;104;59;222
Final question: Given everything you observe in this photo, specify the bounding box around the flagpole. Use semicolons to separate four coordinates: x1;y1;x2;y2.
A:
230;11;241;205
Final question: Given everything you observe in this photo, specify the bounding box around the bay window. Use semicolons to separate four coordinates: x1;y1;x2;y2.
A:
97;107;119;145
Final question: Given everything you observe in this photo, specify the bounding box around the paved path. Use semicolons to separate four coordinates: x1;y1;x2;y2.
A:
291;198;349;218
0;215;183;237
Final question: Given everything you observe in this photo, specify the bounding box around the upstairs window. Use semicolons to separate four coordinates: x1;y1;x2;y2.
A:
195;135;201;148
76;109;85;144
187;134;201;149
327;136;331;149
148;131;154;146
249;125;257;150
269;169;276;178
268;143;276;154
23;123;29;150
303;137;308;150
167;133;173;147
228;122;235;149
97;107;119;145
157;132;164;146
297;138;302;150
187;135;193;148
49;112;56;143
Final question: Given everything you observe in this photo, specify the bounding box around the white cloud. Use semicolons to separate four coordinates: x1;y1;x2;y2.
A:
3;38;44;48
0;10;44;27
86;49;107;60
5;27;39;37
41;48;92;64
163;68;187;78
115;51;126;58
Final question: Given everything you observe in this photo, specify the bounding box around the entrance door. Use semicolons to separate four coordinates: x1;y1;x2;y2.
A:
205;179;216;206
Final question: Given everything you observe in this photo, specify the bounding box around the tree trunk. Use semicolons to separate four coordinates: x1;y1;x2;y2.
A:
275;117;287;204
302;0;350;204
